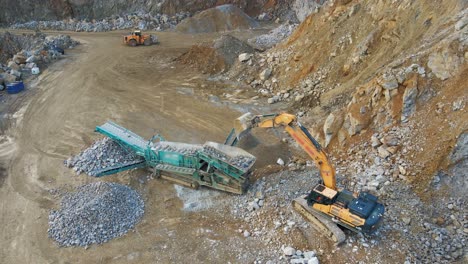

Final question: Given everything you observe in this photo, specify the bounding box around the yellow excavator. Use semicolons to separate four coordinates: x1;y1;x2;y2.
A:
233;113;385;244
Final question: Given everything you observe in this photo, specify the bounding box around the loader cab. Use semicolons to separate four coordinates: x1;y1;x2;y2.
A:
306;184;338;206
133;30;142;37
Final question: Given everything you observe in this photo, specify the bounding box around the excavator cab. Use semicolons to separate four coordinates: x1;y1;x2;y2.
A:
307;184;337;206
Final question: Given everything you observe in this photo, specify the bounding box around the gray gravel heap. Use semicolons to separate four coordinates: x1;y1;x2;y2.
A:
152;142;201;156
65;138;144;176
202;145;255;170
48;182;144;247
248;23;298;49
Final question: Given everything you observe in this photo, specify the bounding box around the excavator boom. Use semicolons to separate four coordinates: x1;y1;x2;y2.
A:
234;113;336;190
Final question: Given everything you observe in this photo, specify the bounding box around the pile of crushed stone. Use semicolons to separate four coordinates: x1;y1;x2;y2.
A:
48;182;144;247
248;23;298;49
65;138;144;176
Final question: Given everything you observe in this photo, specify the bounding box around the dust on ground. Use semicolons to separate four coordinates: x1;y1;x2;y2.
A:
0;29;288;264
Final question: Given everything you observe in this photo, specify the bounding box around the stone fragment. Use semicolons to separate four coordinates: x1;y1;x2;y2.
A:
295;94;305;102
378;146;391;159
2;73;17;83
371;135;382;148
13;54;27;64
427;48;462;80
324;111;344;147
402;217;411;225
303;251;316;259
7;61;19;70
378;72;399;90
283;246;296;256
382;135;398;146
277;158;285;166
239;53;252;62
455;17;468;31
10;69;21;78
268;96;279;104
259;68;272;80
401;81;418;123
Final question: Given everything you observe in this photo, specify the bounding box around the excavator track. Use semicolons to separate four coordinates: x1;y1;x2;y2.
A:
292;195;346;245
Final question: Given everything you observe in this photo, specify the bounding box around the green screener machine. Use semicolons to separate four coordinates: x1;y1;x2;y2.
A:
90;121;255;194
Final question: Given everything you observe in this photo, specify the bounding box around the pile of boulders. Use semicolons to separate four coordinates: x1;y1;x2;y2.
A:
48;182;144;247
0;33;78;87
331;124;467;263
11;12;190;32
282;246;319;264
65;138;143;176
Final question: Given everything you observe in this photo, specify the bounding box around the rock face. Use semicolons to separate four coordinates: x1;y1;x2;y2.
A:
0;0;255;24
292;0;325;22
0;0;327;25
175;5;259;33
323;110;344;146
401;77;418;122
436;132;468;202
449;132;468;164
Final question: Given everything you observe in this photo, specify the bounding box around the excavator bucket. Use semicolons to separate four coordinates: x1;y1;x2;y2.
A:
234;112;256;140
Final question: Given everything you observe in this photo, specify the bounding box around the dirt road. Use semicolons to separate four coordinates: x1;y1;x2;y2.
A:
0;30;279;263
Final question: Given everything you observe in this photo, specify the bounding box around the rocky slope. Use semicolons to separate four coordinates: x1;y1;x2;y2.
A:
221;0;467;194
183;1;467;262
0;0;326;25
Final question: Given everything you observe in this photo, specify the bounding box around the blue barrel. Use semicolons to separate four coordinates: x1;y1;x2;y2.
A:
6;81;24;94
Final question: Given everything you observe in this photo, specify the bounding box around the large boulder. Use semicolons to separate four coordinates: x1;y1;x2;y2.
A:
323;110;344;146
176;5;259;33
13;54;27;64
2;73;18;83
450;132;468;165
7;61;19;70
427;47;462;80
401;76;418;123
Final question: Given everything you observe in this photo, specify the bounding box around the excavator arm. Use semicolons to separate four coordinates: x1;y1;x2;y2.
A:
234;113;337;190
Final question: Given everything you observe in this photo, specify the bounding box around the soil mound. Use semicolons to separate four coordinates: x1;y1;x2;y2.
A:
176;4;259;34
178;34;254;73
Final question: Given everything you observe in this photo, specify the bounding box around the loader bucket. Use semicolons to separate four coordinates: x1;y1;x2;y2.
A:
234;112;255;140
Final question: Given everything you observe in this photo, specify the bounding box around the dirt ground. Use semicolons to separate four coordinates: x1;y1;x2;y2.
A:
0;30;291;263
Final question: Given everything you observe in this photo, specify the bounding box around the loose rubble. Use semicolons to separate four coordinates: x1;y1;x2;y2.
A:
0;32;79;85
152;141;201;156
249;23;298;49
11;12;190;32
48;182;144;247
65;138;143;176
202;144;255;169
176;5;259;34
